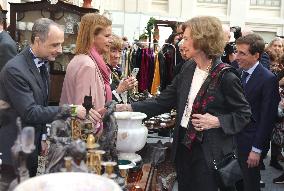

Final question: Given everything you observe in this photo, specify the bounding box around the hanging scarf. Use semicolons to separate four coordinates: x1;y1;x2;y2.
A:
90;47;112;102
182;63;234;150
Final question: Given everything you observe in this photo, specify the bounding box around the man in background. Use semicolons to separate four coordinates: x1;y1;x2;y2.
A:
236;33;280;191
0;13;17;71
173;39;188;76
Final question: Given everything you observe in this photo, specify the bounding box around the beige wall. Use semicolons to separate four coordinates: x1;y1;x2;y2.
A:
2;0;284;42
91;0;284;41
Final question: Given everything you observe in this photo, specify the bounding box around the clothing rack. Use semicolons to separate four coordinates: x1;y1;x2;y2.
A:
135;42;176;66
125;41;178;93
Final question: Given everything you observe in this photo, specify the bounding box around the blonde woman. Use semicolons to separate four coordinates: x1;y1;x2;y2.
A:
116;16;251;191
60;13;112;126
105;34;137;103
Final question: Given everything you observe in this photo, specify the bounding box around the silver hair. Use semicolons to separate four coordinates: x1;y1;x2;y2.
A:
267;37;283;48
31;18;62;44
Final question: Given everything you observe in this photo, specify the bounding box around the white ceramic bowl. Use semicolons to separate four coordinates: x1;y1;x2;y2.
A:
14;172;122;191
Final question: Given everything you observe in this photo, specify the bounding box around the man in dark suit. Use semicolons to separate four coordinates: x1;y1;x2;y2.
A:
235;33;280;191
0;13;17;71
0;18;101;190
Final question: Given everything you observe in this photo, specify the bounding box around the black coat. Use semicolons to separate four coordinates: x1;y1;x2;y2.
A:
0;31;17;71
131;58;251;167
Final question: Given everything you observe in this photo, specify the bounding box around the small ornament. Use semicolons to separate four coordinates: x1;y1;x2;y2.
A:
64;14;77;34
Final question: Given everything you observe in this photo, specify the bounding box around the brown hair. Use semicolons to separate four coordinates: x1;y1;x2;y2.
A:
75;13;112;55
266;49;282;72
279;54;284;69
103;34;123;63
110;34;123;51
183;16;225;59
236;33;265;57
31;18;61;44
267;37;283;49
266;48;280;63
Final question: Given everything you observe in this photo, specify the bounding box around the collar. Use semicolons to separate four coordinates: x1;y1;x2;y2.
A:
244;61;259;75
29;48;48;68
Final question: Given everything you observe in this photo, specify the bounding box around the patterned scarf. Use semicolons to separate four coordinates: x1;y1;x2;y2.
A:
182;63;234;150
89;47;112;102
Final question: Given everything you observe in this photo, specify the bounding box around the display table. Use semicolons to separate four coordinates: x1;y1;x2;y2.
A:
126;163;156;191
131;133;176;191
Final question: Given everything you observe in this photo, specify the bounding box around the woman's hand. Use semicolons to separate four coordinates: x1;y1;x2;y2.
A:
116;104;133;112
192;113;220;131
116;77;138;94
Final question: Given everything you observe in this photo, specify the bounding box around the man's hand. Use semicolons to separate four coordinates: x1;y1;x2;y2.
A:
247;151;261;168
40;140;48;156
76;105;102;124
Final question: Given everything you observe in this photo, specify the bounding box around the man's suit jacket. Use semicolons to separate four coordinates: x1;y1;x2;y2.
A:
131;58;251;167
260;52;270;70
0;30;17;71
237;63;280;154
0;46;59;165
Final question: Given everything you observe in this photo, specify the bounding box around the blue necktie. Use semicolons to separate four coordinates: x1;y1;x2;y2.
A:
241;71;249;87
39;64;48;96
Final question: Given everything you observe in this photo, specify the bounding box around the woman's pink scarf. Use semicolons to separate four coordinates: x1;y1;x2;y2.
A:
90;47;112;102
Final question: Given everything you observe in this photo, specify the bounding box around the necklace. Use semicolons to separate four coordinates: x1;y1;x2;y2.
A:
206;62;212;72
205;59;213;72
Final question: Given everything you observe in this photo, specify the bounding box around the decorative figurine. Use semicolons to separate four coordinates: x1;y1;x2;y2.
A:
102;161;117;179
68;140;88;172
64;14;77;34
86;149;105;174
98;101;119;162
45;105;72;173
82;87;93;116
99;101;127;189
82;88;96;141
9;118;35;190
70;105;81;140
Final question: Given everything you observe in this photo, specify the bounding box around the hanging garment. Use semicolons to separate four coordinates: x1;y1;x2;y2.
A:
151;52;161;95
